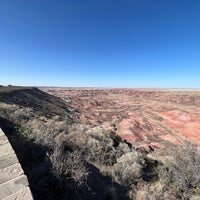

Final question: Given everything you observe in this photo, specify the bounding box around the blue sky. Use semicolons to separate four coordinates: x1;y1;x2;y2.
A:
0;0;200;88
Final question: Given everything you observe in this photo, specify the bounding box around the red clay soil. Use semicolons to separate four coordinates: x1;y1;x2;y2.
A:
41;88;200;147
161;110;200;141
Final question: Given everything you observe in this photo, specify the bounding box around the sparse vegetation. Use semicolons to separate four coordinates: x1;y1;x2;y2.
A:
159;141;200;199
47;145;88;186
113;151;145;186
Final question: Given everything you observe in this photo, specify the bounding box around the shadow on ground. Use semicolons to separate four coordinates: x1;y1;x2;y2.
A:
0;117;130;200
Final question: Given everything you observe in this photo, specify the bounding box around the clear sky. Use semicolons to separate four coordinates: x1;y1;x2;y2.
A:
0;0;200;88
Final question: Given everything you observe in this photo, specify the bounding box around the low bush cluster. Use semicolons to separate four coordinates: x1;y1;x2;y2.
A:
159;141;200;198
47;145;88;186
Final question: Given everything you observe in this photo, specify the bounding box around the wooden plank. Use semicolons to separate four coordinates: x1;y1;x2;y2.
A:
2;187;33;200
0;163;24;184
0;143;14;158
0;153;19;169
0;135;9;146
0;128;33;199
0;175;29;199
0;128;4;136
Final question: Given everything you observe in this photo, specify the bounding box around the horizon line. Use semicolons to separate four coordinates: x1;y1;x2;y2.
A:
1;84;200;90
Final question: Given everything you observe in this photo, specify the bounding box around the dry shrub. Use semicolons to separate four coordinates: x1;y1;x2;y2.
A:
15;115;69;147
86;126;114;146
28;118;65;146
0;102;33;124
117;142;132;153
47;145;89;187
113;151;146;187
65;125;118;164
169;141;200;187
160;140;200;198
135;181;178;200
170;141;200;190
0;102;69;147
0;102;19;114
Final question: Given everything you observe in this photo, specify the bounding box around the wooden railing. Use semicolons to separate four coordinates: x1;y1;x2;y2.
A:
0;128;33;200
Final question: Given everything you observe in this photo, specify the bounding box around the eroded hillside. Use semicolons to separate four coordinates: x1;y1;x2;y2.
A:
43;88;200;148
0;86;74;119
